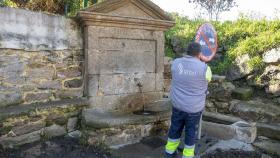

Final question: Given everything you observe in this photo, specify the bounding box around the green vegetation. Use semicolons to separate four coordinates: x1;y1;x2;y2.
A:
0;0;103;16
165;14;280;74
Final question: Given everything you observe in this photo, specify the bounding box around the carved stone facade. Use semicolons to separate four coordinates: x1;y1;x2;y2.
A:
78;0;174;112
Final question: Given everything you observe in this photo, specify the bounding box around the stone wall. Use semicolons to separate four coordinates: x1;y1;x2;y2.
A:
0;7;84;107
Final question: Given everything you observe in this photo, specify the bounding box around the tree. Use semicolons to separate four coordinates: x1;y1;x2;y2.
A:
189;0;237;21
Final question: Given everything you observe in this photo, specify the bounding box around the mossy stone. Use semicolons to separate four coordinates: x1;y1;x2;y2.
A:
232;87;253;101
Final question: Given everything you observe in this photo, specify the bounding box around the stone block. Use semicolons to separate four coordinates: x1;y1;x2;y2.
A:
25;66;55;80
232;87;253;101
11;119;46;136
88;92;162;111
253;139;280;157
265;83;280;96
43;124;66;138
230;100;280;123
38;80;61;90
24;92;52;103
155;73;164;91
214;101;229;110
263;48;280;64
87;75;99;96
67;130;82;139
67;117;78;132
87;49;156;74
56;67;82;79
226;54;253;81
0;92;23;108
0;130;42;148
0;7;82;51
90;73;156;96
46;114;68;126
64;78;83;88
208;82;235;102
257;123;280;140
232;121;257;143
55;89;83;99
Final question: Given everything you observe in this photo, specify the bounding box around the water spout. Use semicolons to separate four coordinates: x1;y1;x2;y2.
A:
134;79;154;115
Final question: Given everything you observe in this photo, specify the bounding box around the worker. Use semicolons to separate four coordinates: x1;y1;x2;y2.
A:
165;42;212;158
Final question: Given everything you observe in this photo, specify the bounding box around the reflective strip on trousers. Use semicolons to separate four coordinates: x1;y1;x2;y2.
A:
165;138;180;154
183;145;195;157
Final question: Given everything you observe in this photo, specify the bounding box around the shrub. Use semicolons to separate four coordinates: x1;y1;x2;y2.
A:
166;15;280;74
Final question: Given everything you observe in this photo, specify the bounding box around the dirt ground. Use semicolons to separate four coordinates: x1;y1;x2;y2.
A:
0;136;277;158
0;137;117;158
201;149;262;158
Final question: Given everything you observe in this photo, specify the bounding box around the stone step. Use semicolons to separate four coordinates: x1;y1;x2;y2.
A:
230;100;280;123
202;121;257;144
257;123;280;141
203;111;244;125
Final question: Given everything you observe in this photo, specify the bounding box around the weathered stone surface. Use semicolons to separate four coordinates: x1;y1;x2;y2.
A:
55;89;83;99
38;80;61;90
88;73;156;96
87;41;156;75
253;139;280;157
24;92;52;103
11;119;46;136
0;7;82;51
232;121;257;143
25;66;55;80
84;15;171;110
232;87;253;101
43;124;66;138
88;92;162;111
83;100;171;129
208;82;235;101
214;101;229;109
263;48;280;64
0;98;88;120
257;123;280;140
230;100;280;123
163;79;171;92
203;111;244;125
57;67;82;79
67;117;78;132
64;78;83;88
265;84;280;96
46;114;68;126
202;121;256;143
0;130;41;148
214;101;230;113
67;130;82;139
86;121;169;147
226;54;253;81
203;139;255;156
0;92;22;108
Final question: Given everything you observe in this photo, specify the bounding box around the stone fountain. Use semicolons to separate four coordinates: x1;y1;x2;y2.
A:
77;0;175;147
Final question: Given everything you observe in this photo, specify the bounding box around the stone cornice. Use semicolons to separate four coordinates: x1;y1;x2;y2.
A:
77;11;175;31
82;0;173;21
